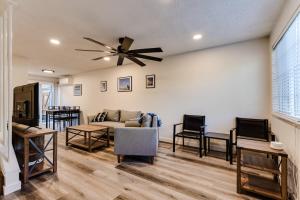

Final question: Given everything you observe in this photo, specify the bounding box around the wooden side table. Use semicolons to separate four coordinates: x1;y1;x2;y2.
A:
236;139;288;200
204;132;233;164
66;125;109;152
12;126;57;184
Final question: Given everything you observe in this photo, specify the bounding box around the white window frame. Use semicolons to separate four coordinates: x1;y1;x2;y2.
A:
272;11;300;124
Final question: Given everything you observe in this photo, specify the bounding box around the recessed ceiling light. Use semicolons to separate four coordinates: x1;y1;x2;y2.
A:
49;38;60;45
103;57;110;61
193;34;203;40
42;69;55;74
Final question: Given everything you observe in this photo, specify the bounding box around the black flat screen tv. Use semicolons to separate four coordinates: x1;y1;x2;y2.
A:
12;83;39;127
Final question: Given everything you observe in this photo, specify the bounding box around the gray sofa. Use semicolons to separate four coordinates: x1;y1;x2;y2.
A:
87;109;159;164
115;127;158;164
87;109;158;135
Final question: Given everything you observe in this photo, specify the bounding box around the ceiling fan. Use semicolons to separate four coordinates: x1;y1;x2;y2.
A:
75;36;163;67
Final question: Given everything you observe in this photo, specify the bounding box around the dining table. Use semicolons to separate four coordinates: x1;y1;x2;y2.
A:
45;108;80;130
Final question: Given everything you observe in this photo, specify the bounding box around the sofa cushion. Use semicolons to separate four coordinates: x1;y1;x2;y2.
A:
141;114;152;127
125;120;141;127
103;109;120;122
120;110;142;122
91;112;107;122
89;121;125;128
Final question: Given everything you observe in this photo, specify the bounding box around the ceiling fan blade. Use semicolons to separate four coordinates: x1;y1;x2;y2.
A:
121;37;134;51
130;53;163;62
126;56;146;67
128;47;163;54
117;56;125;66
75;49;110;53
92;56;105;61
83;37;117;51
92;53;118;61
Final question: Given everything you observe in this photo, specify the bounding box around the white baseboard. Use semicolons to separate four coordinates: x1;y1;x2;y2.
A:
0;147;21;195
3;181;21;195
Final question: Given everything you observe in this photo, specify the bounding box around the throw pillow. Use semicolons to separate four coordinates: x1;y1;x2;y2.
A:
125;120;141;127
91;112;107;122
141;114;152;127
103;109;120;122
120;110;142;122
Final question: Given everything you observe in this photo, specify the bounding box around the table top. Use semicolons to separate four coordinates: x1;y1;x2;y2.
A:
45;109;80;113
67;124;108;132
204;132;230;140
237;138;288;157
12;126;57;138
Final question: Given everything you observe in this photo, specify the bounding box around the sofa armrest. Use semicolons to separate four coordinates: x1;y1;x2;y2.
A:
114;127;158;156
87;115;95;124
152;115;158;127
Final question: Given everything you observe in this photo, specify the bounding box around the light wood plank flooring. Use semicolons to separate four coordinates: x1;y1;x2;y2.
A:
2;132;262;200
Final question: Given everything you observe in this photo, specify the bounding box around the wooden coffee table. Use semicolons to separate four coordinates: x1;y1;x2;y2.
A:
66;125;109;152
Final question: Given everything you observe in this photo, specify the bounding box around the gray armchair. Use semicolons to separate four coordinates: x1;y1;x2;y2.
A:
114;127;159;164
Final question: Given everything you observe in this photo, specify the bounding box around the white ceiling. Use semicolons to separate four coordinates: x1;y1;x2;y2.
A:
13;0;285;77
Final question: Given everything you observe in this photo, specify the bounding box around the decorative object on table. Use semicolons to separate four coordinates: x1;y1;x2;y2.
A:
118;76;132;92
75;36;163;67
270;141;284;150
73;84;82;96
173;115;206;157
100;81;107;92
146;74;155;88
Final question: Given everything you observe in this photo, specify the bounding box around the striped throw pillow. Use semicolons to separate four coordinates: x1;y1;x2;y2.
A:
92;112;107;122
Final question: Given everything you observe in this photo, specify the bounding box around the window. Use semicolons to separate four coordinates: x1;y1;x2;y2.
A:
272;13;300;119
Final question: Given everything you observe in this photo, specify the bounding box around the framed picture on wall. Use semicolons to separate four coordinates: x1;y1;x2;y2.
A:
100;81;107;92
118;76;132;92
73;84;82;96
146;74;155;88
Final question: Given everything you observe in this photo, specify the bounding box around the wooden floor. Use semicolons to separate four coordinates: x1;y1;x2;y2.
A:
3;132;262;200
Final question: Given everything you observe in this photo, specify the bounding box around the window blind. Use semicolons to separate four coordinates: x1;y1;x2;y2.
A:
272;13;300;119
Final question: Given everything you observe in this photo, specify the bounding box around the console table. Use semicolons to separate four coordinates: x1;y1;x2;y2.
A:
236;139;288;200
12;125;57;184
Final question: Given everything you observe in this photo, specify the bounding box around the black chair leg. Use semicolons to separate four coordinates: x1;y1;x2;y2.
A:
229;132;233;164
182;137;185;146
226;140;229;161
204;137;207;156
173;130;176;153
199;136;202;157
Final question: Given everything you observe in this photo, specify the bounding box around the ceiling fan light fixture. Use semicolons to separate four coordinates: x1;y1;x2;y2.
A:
49;38;60;45
193;34;203;40
42;69;55;74
103;57;110;61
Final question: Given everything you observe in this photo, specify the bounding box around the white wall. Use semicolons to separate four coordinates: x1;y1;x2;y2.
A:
12;56;29;88
270;0;300;199
60;37;271;142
